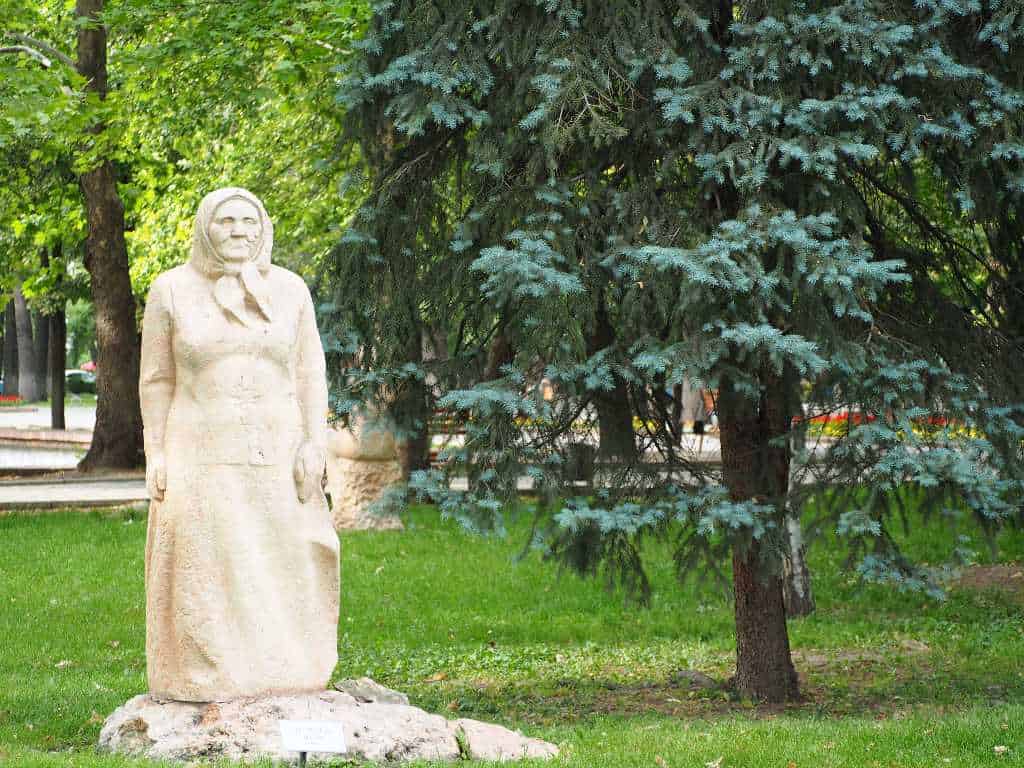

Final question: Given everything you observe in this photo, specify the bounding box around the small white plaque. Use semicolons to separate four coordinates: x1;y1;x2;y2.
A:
279;720;347;753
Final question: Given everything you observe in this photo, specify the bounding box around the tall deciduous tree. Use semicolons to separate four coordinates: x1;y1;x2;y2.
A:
5;0;367;462
74;0;143;468
326;0;1024;702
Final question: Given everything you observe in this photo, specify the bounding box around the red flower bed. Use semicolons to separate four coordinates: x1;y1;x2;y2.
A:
794;410;959;433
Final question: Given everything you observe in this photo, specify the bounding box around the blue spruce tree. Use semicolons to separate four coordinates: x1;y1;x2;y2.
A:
324;0;1024;701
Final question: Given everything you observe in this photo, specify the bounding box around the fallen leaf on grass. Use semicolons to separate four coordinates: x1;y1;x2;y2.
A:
994;746;1009;756
55;660;72;669
655;756;667;768
424;672;448;683
446;700;460;712
705;758;723;768
89;711;104;725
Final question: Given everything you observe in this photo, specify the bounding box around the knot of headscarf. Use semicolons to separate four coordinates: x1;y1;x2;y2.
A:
190;187;274;327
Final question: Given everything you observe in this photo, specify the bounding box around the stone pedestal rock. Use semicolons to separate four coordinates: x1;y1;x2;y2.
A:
98;682;558;764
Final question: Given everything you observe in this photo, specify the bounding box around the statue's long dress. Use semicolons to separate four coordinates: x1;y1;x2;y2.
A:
140;263;340;702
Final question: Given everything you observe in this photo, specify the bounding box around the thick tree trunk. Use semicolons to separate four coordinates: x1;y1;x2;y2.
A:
49;306;67;430
718;374;800;703
593;383;635;462
77;159;143;469
12;285;44;402
3;301;18;395
394;326;431;478
586;288;637;463
76;0;144;470
482;327;513;382
731;539;799;702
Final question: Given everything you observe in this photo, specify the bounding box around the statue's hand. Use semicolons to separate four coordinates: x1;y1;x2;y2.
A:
293;441;326;503
146;453;167;501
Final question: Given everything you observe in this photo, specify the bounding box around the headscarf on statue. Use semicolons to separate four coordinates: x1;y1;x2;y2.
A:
190;187;274;327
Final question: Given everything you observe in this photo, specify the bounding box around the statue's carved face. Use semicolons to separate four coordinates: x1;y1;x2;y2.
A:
208;198;262;269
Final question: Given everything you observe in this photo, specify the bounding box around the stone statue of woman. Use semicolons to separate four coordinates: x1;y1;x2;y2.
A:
139;187;340;702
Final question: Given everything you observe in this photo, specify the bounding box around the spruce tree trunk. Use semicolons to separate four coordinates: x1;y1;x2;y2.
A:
49;307;67;430
731;539;799;701
76;0;144;469
395;326;431;478
12;285;44;403
586;288;637;463
3;301;18;396
593;383;635;461
718;375;800;703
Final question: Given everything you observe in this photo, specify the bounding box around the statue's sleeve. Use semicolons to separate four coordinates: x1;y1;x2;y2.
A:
296;284;328;451
139;276;176;458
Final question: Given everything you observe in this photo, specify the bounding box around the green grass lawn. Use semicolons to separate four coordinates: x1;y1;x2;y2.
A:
0;504;1021;767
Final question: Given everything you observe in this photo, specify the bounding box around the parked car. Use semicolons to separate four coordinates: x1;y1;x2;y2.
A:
65;369;97;395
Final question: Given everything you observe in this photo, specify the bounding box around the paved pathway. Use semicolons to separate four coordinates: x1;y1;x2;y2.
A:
0;418;746;511
0;404;97;431
0;475;147;510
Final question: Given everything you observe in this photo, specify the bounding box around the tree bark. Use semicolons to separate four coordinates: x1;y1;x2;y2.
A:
48;246;67;429
593;382;635;461
33;309;49;397
586;287;637;463
12;284;44;402
76;0;144;469
394;325;431;478
718;373;800;703
731;538;799;702
3;301;18;395
50;308;67;430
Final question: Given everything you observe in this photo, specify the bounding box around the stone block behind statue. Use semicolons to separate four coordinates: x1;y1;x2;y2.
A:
139;187;340;702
